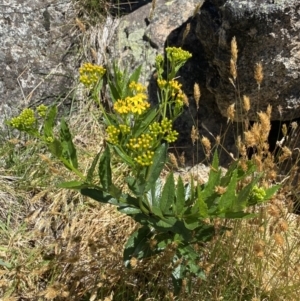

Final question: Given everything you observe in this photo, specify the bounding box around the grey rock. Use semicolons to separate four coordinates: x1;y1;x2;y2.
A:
195;0;300;121
0;0;78;130
108;0;200;85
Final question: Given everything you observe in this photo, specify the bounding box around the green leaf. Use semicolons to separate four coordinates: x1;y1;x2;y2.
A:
148;178;163;208
126;175;146;196
119;194;140;207
60;118;78;169
171;255;185;296
132;107;157;137
108;80;120;103
192;223;216;242
128;64;142;84
184;216;200;230
47;138;62;158
156;216;177;228
123;226;154;267
263;184;281;201
58;181;88;189
175;176;185;217
223;212;257;219
199;153;222;208
196;185;208;218
86;152;101;183
81;188;116;204
99;146;112;191
118;206;142;215
160;172;175;214
145;142;168;192
218;169;238;212
112;145;135;166
211;149;219;170
234;177;260;211
43;106;57;138
149;205;164;218
0;259;12;269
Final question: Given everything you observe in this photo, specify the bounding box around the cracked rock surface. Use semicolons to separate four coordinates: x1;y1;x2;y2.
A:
0;0;78;129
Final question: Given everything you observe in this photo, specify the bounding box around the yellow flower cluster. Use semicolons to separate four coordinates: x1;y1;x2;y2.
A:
106;124;131;145
135;150;155;166
8;108;36;131
127;134;153;150
149;118;178;143
166;47;192;63
79;63;106;87
114;82;149;115
37;104;48;118
127;134;155;166
119;124;131;134
106;125;120;145
129;81;147;93
155;54;164;66
157;79;185;108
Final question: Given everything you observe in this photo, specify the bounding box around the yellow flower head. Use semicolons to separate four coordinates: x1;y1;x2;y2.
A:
114;93;149;116
8;108;36;131
79;63;106;87
129;81;147;93
36;104;48;118
166;47;192;63
106;125;120;144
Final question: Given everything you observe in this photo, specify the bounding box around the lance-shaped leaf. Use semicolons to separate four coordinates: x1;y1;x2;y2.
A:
145;142;168;192
128;64;142;84
175;176;185;217
160;172;175;214
43;106;57;138
99;146;112;191
218;169;238;212
81;188;116;204
58;181;90;189
60;117;78;169
86;152;100;183
233;176;260;211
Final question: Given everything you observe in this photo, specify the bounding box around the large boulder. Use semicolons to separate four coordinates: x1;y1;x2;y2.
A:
0;0;78;130
108;0;200;84
195;0;300;121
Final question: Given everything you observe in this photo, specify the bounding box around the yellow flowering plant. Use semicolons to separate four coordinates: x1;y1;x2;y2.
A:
7;48;280;295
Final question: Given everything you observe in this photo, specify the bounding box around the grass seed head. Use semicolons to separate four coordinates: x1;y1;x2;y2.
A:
191;125;199;145
277;105;283;117
201;136;211;157
231;36;238;63
278;146;292;163
230;58;237;80
215;186;227;195
253;240;265;258
169;153;179;169
215;135;221;146
179;151;185;167
254;62;263;87
183;92;189;107
277;219;289;232
193;83;201;109
75;17;86;32
243;95;250;112
291;121;298;131
227;103;235;123
282;123;288;137
273;233;284;246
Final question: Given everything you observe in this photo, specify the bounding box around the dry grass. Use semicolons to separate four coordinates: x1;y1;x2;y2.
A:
2;96;300;301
